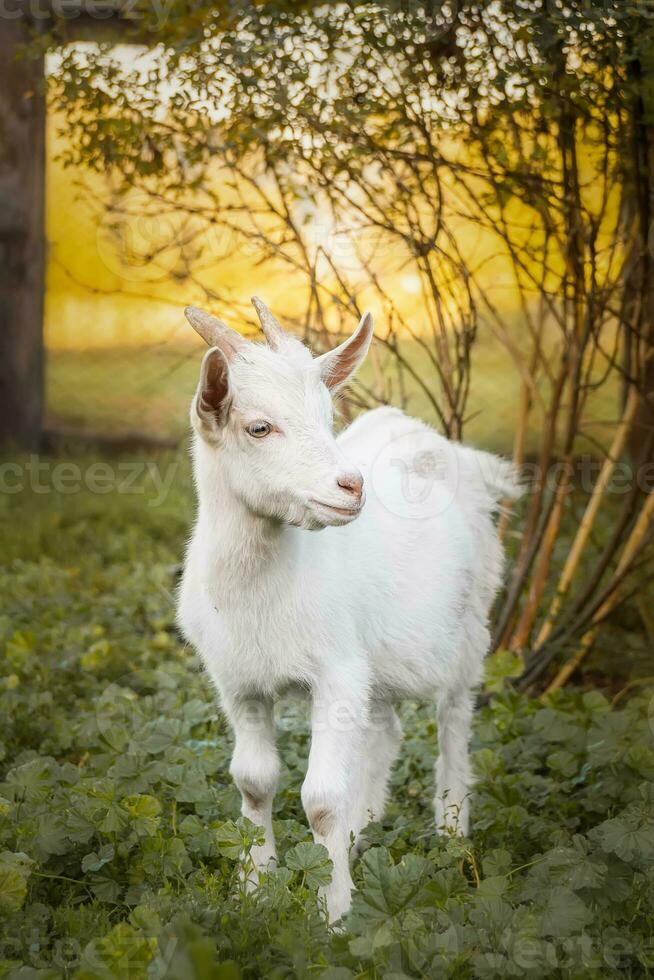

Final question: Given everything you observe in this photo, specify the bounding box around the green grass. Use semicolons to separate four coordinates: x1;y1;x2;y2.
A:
0;452;653;977
45;347;200;444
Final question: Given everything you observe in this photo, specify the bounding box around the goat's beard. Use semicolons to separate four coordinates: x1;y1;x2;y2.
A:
237;478;362;532
291;511;330;532
275;496;360;531
238;489;328;532
274;500;330;532
285;502;359;532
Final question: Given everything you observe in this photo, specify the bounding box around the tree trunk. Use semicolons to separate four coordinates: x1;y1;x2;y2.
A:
624;56;654;468
0;21;45;450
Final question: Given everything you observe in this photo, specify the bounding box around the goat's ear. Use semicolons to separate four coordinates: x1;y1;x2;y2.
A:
193;347;233;437
316;312;373;391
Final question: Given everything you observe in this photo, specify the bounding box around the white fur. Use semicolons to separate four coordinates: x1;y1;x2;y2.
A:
177;315;520;922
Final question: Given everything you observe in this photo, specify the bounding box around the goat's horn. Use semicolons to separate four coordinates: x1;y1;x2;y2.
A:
184;306;245;359
251;296;285;349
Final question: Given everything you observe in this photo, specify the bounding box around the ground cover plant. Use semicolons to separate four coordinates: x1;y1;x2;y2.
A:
1;452;653;978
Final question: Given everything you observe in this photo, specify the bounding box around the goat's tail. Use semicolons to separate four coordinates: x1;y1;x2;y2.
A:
482;455;523;504
457;446;524;508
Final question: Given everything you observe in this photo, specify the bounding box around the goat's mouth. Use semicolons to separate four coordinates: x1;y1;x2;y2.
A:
307;497;364;525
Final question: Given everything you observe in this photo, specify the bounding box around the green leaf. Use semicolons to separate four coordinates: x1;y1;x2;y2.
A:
0;866;28;913
595;813;654;864
475;875;509;901
353;848;429;922
532;709;581;744
214;820;246;860
141;837;192;879
484;649;523;693
137;718;183;754
121;794;161;836
536;886;592;937
82;844;115;873
79;921;157;975
285;842;333;889
482;849;512;877
423;867;469;909
547;750;579;777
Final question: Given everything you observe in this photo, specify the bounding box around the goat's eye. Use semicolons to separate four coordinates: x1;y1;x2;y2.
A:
247;421;272;438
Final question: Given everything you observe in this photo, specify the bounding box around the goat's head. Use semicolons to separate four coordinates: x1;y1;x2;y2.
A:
185;298;373;530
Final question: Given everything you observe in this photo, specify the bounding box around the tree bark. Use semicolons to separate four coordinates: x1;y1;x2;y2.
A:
624;56;654;468
0;21;45;450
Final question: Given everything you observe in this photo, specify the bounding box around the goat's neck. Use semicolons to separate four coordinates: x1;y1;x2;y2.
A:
194;448;291;588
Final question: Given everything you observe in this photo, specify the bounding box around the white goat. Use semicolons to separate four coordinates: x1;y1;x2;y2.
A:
177;299;520;922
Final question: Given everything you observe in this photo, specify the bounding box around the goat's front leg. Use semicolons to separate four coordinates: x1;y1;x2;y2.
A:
225;695;280;885
302;669;368;923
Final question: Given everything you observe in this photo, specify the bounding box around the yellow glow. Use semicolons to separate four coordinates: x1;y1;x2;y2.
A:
45;104;620;350
400;274;422;296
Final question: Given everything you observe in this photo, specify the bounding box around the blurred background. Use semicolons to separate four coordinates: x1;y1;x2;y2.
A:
43;48;535;452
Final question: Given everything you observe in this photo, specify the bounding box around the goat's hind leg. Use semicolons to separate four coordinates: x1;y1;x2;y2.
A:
434;686;475;836
225;695;280;886
350;701;402;855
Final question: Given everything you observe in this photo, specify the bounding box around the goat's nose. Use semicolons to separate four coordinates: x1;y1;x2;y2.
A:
337;471;364;498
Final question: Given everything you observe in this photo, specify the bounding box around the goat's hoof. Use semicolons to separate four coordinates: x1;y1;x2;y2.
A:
435;816;469;838
351;834;370;860
434;799;469;838
320;887;353;925
436;823;467;838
